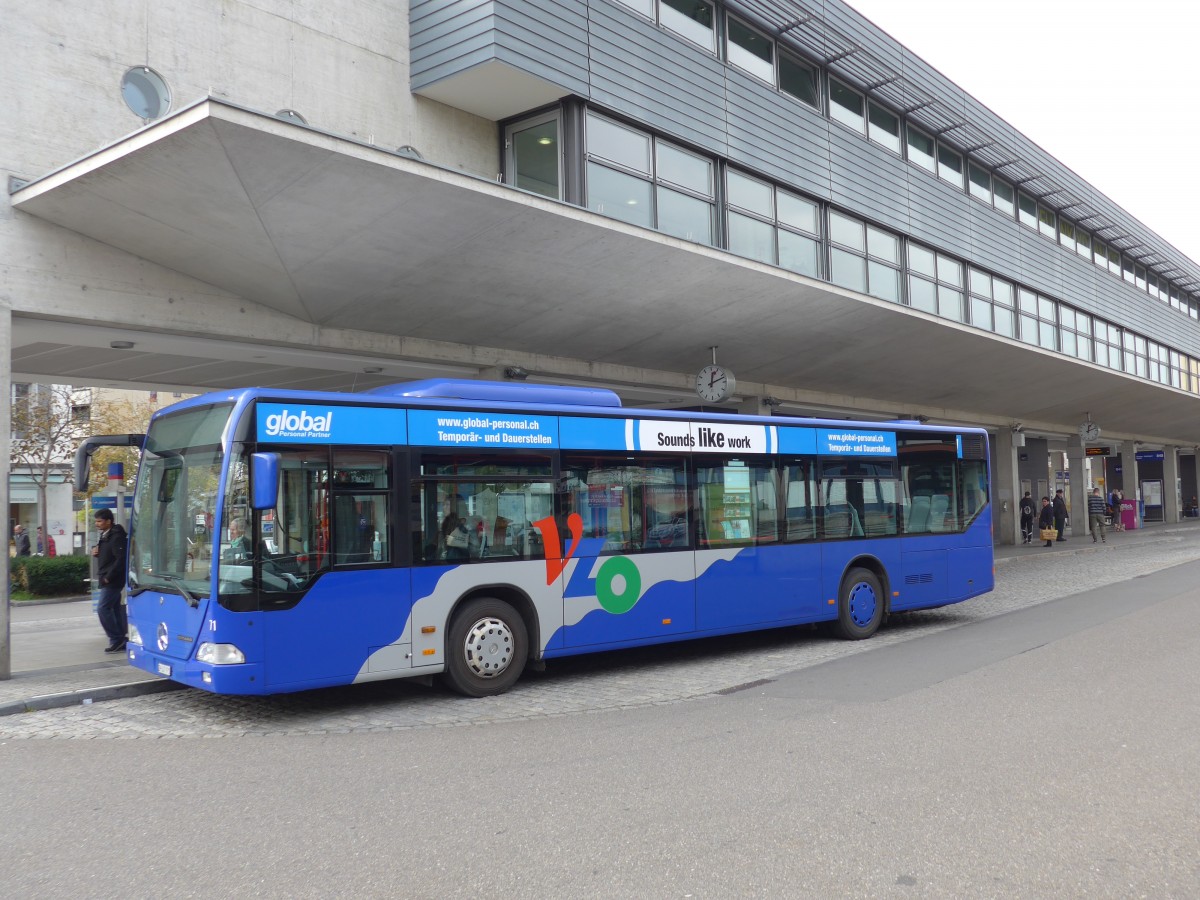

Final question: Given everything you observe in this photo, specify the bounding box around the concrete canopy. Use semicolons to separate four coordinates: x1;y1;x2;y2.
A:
10;99;1200;444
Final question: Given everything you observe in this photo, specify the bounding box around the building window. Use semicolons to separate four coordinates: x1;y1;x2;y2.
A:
614;0;654;16
1058;218;1075;251
937;144;964;189
660;0;715;51
967;268;1015;338
121;66;171;121
1037;203;1056;238
726;170;821;278
828;211;899;301
1017;193;1037;229
968;162;991;203
907;243;962;320
505;111;562;200
1075;228;1091;261
1092;238;1107;269
828;78;865;133
727;16;774;83
906;126;935;173
1093;320;1122;370
993;178;1015;217
779;51;818;108
867;102;900;154
1058;307;1093;362
585;113;714;244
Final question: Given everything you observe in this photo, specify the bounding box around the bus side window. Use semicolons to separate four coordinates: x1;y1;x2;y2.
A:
783;462;816;542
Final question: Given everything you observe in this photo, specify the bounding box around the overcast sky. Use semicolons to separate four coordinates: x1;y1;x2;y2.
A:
843;0;1200;265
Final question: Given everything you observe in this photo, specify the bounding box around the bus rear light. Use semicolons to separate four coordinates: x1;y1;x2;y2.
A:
196;642;246;665
127;623;144;647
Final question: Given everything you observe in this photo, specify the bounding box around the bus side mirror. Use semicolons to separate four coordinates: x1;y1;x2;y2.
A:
251;453;280;510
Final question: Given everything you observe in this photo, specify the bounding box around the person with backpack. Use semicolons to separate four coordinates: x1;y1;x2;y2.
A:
1019;491;1035;544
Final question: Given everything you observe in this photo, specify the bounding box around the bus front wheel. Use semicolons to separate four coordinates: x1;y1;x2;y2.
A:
442;597;528;697
834;568;884;640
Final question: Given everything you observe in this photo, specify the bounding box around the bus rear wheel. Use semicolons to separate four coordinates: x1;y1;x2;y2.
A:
442;597;528;697
834;567;884;640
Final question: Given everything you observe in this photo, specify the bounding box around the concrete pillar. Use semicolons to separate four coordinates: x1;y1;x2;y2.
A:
991;428;1020;545
1119;445;1140;528
1067;440;1087;537
1164;446;1180;524
1186;453;1200;516
1;302;11;680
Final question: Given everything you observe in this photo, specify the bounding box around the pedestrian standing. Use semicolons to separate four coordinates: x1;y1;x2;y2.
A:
1019;491;1035;544
1111;488;1125;532
13;524;31;557
92;509;128;652
1053;489;1068;542
1039;497;1055;547
35;525;55;556
1088;487;1107;543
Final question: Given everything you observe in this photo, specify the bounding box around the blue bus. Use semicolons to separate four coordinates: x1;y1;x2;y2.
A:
77;380;993;697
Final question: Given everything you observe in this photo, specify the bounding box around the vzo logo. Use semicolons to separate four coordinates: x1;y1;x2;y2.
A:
533;514;643;615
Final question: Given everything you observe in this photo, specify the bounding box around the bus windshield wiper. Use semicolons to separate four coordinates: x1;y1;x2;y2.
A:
160;574;200;609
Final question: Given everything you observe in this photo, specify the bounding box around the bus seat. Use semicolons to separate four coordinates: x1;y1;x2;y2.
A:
848;505;864;537
906;495;931;533
928;495;951;532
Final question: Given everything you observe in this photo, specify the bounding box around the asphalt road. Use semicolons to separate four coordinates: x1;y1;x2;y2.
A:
2;560;1197;897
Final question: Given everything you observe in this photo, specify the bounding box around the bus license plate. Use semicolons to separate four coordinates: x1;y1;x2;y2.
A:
156;662;172;677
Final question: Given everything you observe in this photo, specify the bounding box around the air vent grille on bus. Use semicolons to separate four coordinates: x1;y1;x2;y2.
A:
960;435;987;459
905;573;934;585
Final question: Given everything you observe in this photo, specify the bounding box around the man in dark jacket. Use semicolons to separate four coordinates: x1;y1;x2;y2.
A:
92;509;128;652
13;524;31;557
1053;489;1068;542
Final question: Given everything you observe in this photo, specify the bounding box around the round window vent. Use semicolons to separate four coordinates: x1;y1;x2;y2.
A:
121;66;171;120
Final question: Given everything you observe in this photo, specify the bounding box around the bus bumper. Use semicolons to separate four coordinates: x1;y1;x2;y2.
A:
126;644;266;695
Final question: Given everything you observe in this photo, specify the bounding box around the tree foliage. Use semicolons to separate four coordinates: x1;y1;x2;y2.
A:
87;392;158;493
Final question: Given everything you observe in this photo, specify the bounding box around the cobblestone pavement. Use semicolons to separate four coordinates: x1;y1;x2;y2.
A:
3;534;1198;741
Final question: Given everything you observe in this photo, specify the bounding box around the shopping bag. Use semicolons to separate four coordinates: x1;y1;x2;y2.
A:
1039;528;1057;541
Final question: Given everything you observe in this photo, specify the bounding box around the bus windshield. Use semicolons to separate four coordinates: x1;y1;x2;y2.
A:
128;404;232;599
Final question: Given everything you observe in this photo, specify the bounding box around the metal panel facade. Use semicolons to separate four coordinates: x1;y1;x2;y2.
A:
410;0;1200;357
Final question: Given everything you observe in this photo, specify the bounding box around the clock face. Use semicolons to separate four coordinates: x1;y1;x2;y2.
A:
696;364;736;402
1080;422;1100;442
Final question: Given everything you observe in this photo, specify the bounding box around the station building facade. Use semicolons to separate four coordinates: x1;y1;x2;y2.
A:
4;0;1200;546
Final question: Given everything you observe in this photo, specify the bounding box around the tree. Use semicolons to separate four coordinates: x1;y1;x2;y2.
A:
10;383;90;546
86;391;158;494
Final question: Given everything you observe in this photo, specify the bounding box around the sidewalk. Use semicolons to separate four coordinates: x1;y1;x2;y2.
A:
0;596;179;715
4;517;1199;715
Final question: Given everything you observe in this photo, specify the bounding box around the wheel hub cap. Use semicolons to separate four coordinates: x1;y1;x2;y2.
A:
463;616;514;678
848;582;878;627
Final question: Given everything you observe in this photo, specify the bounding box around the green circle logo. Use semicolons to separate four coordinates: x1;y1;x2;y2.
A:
595;556;643;614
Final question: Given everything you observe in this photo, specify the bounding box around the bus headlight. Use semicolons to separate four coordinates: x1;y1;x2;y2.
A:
127;623;144;647
196;642;246;665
